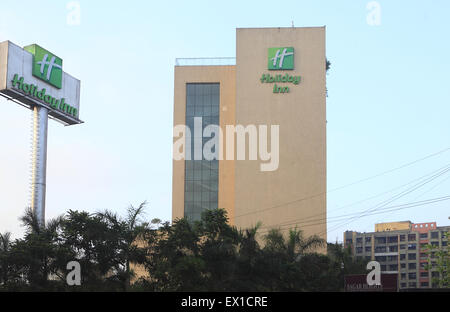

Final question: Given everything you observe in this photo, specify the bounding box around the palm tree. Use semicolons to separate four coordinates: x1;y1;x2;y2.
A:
264;227;324;261
286;227;325;261
96;201;152;290
0;232;12;285
18;208;65;288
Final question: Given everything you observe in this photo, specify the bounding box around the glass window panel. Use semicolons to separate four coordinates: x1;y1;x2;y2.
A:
208;201;218;210
186;85;194;96
193;192;201;202
211;84;219;95
185;181;194;192
185;170;194;180
210;192;218;202
212;106;219;116
210;180;218;191
204;105;212;116
194;105;203;116
204;84;212;95
184;83;220;222
197;84;205;97
201;161;211;170
185;192;193;202
186;106;194;117
211;95;219;107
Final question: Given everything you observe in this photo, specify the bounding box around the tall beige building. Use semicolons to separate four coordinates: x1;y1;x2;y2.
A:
172;27;327;243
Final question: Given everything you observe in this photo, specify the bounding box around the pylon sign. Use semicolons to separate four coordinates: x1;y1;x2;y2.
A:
0;40;82;227
0;41;81;125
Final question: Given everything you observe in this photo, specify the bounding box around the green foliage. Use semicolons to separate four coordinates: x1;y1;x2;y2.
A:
425;231;449;288
1;205;368;292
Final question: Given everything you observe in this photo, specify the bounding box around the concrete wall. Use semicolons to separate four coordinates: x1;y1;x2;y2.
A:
233;27;327;245
375;221;412;232
172;65;236;223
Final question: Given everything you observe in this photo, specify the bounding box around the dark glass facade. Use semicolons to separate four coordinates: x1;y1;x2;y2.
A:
184;83;219;221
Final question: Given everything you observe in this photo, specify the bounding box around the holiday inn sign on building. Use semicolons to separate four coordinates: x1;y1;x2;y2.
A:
261;47;301;94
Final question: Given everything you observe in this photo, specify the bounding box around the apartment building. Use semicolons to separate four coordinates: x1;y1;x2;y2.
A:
344;221;449;290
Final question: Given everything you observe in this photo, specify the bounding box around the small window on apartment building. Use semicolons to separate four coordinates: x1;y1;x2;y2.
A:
388;236;398;243
375;237;386;244
420;262;426;269
401;283;407;288
400;235;406;242
381;265;386;271
389;264;398;271
408;253;416;260
420;253;427;259
388;255;397;261
400;244;406;250
430;232;439;239
408;234;416;241
431;241;439;247
420;282;429;287
408;272;416;280
389;245;398;252
365;246;371;252
365;236;371;243
408;282;416;288
408;243;416;250
375;246;387;253
401;263;406;269
356;247;363;254
375;256;387;262
442;241;447;246
408;263;416;270
420;271;428;278
419;233;428;239
356;237;362;244
432;271;439;278
346;239;352;245
400;254;406;260
401;273;406;280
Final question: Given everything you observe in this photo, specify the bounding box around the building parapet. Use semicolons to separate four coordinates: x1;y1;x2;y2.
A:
175;57;236;66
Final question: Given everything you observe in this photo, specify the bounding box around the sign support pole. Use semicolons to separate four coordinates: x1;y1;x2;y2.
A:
30;105;48;227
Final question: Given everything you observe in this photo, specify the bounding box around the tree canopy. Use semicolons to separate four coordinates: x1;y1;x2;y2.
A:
0;204;366;292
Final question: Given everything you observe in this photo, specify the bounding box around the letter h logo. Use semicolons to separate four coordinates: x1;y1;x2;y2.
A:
268;47;294;70
24;44;63;89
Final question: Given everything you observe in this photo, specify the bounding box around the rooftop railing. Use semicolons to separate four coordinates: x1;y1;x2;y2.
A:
175;57;236;66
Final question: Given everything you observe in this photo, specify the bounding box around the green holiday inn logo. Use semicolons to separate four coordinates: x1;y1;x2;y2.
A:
268;47;294;70
24;44;63;89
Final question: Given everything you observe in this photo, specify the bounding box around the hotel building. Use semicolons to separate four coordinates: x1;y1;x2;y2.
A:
172;27;327;243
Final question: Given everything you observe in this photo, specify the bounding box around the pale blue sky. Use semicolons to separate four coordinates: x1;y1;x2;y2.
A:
0;0;449;241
